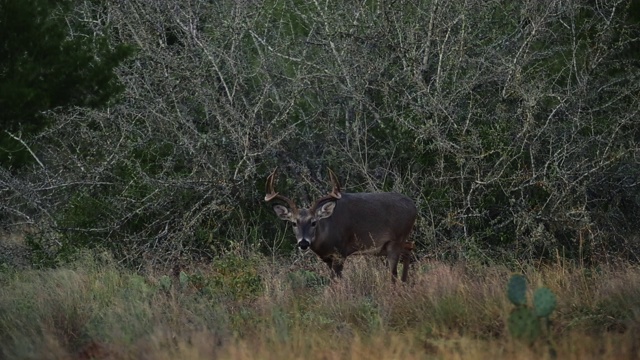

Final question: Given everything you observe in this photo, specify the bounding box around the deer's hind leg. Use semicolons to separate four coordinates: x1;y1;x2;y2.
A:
400;241;414;282
383;241;403;283
400;252;410;282
381;240;414;283
384;241;414;283
387;252;400;283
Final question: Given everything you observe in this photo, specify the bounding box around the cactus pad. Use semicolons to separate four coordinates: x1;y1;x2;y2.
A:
507;274;528;306
533;287;557;317
508;307;540;342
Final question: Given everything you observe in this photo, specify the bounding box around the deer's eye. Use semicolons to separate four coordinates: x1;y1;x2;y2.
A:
292;222;298;227
311;220;317;227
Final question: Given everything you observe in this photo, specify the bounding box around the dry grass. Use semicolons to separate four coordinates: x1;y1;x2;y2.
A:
0;252;639;359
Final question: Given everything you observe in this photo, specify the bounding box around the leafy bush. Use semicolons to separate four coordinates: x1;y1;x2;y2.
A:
208;254;264;300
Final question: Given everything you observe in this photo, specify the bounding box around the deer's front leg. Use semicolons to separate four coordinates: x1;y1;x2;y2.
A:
323;256;344;279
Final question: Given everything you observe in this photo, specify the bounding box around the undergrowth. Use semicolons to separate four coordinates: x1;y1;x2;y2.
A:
0;252;638;359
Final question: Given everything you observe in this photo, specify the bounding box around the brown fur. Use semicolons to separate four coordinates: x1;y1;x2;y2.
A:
266;170;417;283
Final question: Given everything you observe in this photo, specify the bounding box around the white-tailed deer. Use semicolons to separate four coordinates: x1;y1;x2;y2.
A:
265;168;417;282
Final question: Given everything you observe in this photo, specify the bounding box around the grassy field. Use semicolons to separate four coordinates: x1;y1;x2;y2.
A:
1;250;639;360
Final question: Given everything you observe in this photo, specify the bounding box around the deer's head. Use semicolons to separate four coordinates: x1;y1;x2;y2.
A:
265;168;342;250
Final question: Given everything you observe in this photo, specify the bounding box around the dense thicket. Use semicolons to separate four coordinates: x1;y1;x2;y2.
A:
0;0;131;168
1;0;639;267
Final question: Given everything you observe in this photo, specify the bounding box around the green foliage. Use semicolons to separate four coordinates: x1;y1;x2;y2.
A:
0;0;132;168
158;275;172;291
208;254;263;300
506;274;557;344
260;0;314;39
179;271;189;288
48;145;198;262
351;297;382;333
287;269;329;290
153;266;263;300
25;233;59;268
50;191;115;262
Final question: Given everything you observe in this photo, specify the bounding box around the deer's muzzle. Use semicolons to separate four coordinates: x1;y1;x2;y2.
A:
298;239;310;250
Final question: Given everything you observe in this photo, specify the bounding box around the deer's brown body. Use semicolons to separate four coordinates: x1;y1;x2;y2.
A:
265;169;417;282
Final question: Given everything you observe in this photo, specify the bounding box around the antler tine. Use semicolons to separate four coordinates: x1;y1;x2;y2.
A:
264;167;298;212
311;168;343;212
264;167;278;200
327;168;342;199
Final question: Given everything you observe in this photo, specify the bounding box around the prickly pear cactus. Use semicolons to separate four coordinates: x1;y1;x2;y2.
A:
507;274;528;306
506;274;558;344
533;287;557;318
508;306;540;343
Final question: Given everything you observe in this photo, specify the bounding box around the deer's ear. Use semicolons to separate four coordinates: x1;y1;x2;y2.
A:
316;201;336;219
273;204;294;222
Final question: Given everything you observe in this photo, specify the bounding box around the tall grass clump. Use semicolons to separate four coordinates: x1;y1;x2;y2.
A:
0;252;232;359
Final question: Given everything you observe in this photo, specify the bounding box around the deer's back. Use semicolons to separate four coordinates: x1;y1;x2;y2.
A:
317;192;417;254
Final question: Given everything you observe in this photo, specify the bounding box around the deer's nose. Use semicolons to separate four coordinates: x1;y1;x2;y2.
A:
298;239;310;250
